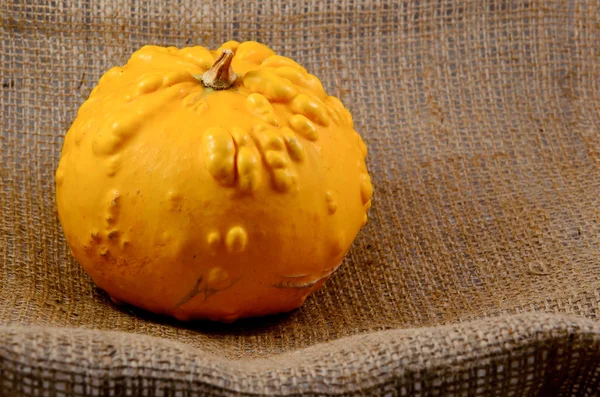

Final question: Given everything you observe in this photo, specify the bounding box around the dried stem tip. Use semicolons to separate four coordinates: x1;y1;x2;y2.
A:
201;50;237;90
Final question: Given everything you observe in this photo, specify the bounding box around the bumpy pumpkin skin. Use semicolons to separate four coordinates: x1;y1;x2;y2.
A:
55;41;373;322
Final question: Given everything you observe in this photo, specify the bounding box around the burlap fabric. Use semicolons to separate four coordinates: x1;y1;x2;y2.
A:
1;0;600;395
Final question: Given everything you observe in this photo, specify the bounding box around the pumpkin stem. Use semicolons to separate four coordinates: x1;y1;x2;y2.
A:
200;49;236;90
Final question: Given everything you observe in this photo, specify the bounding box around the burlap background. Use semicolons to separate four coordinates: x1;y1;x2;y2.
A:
1;0;600;395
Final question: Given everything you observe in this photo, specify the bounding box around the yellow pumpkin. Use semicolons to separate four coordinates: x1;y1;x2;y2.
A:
55;40;373;322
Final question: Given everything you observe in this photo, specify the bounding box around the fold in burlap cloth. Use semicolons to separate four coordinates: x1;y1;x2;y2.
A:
1;0;599;395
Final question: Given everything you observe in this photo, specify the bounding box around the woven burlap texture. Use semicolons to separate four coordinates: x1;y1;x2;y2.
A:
1;0;600;395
